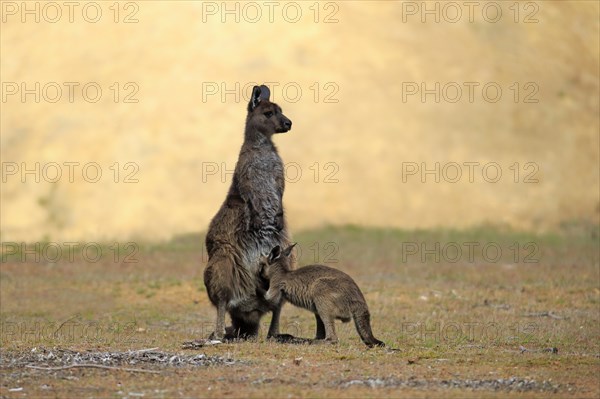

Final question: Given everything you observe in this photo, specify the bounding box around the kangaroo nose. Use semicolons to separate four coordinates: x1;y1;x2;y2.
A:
285;120;292;129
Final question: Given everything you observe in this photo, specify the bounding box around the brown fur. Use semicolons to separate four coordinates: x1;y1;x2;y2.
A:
260;244;385;347
203;85;294;340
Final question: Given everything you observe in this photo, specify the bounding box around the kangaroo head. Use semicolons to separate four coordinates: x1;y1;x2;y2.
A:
260;243;296;279
247;85;292;136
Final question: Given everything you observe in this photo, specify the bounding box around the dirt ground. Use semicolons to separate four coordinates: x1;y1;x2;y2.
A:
1;225;599;398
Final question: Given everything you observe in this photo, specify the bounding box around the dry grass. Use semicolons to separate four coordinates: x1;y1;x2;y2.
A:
1;225;599;398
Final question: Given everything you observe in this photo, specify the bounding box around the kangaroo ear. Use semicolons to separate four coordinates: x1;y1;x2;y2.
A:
268;245;282;263
258;85;271;101
248;85;262;112
283;243;297;258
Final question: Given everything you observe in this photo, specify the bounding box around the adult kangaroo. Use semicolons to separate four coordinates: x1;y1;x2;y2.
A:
204;85;294;341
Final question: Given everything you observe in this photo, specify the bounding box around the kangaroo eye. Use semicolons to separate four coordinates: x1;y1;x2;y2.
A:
264;111;273;118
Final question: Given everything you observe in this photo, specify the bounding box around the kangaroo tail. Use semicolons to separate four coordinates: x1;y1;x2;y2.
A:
352;306;385;348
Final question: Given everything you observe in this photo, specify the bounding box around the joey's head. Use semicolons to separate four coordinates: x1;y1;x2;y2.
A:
260;243;297;279
246;85;292;137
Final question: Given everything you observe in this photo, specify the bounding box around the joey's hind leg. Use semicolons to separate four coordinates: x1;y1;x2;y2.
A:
311;319;337;345
315;314;326;340
314;301;338;344
312;307;337;345
322;316;338;344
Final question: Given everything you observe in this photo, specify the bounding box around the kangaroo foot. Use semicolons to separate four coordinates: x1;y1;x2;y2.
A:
366;339;386;348
208;331;224;341
210;327;257;342
268;334;312;344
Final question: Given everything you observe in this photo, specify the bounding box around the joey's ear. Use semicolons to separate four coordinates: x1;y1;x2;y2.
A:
248;85;262;112
282;243;297;258
268;245;282;263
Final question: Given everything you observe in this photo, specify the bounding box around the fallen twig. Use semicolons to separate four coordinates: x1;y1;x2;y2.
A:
182;339;222;349
128;347;160;354
522;311;564;320
53;314;82;336
25;363;161;374
519;346;558;354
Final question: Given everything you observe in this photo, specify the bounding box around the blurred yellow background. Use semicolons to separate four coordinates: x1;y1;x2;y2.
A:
1;1;598;241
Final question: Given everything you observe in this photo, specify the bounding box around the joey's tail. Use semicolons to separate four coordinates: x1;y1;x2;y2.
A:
352;306;385;348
